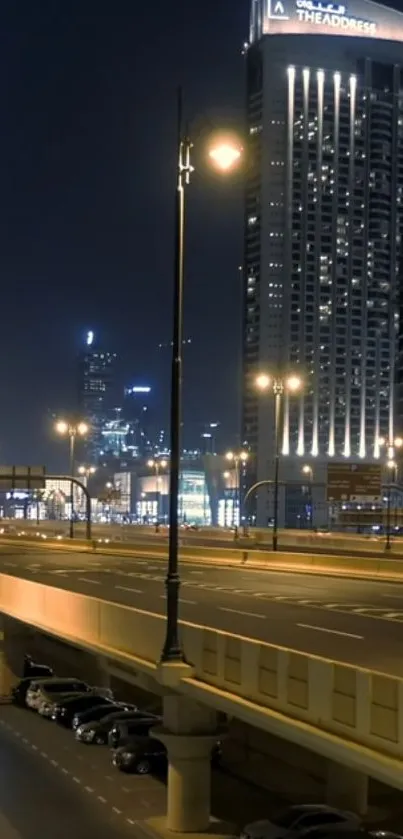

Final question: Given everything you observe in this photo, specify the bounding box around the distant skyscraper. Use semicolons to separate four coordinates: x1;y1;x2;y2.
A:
78;331;117;463
243;0;403;523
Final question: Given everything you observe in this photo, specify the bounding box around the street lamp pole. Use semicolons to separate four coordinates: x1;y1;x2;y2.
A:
255;373;303;552
69;432;76;540
161;89;190;663
379;435;403;552
272;383;282;552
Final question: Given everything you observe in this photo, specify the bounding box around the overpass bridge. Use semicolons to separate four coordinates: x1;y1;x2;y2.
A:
0;571;402;832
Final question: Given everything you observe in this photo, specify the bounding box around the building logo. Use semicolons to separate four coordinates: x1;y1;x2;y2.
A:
268;0;290;18
295;0;377;33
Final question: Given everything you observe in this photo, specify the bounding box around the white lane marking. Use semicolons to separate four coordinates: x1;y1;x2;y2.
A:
31;744;38;750
98;796;107;804
190;570;203;575
22;737;28;743
381;593;403;599
50;759;58;767
384;612;403;619
122;787;130;793
40;750;47;757
105;775;113;781
113;807;122;815
85;786;94;793
219;606;266;620
297;623;364;640
179;598;197;605
127;818;135;825
78;577;101;585
61;768;69;775
3;561;16;567
73;776;81;784
115;585;143;594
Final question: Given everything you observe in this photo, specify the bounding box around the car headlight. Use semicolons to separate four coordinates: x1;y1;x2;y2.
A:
121;752;132;764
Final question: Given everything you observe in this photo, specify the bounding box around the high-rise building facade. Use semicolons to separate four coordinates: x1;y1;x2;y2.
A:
78;331;117;463
243;0;403;523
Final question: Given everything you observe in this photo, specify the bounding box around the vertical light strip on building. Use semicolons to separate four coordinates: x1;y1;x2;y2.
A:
374;331;381;458
284;65;295;456
312;68;324;457
297;67;310;456
359;61;371;459
329;71;340;457
343;73;356;459
388;66;399;446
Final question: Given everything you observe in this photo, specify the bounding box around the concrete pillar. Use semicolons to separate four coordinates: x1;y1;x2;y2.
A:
152;695;219;832
326;761;368;815
0;615;26;699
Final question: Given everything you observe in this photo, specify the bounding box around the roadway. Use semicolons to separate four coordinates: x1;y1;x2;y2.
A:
0;703;283;837
2;545;403;675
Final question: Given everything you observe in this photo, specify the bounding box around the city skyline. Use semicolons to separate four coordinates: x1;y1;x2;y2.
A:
0;0;245;470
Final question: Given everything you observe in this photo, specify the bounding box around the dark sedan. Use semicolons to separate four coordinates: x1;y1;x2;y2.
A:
53;694;115;727
76;709;157;745
112;737;222;775
113;737;167;774
71;702;137;731
108;716;161;749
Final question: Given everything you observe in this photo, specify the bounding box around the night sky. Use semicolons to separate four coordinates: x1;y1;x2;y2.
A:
0;0;247;470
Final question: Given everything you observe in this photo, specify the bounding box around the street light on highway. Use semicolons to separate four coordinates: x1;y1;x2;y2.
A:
55;419;89;539
161;88;242;663
379;436;403;550
225;451;248;537
256;373;303;551
147;458;168;532
302;465;314;530
78;465;96;484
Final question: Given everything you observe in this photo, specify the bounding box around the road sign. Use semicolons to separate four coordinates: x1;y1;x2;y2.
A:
327;463;382;502
0;466;46;491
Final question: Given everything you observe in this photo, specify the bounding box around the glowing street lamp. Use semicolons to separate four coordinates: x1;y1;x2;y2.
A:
208;142;242;172
255;373;303;550
162;88;243;663
147;458;169;531
302;465;314;530
378;435;403;550
225;451;248;536
55;419;89;539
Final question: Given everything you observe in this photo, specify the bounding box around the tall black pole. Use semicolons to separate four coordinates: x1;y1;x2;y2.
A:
386;475;392;551
272;389;281;552
161;89;190;663
69;433;75;540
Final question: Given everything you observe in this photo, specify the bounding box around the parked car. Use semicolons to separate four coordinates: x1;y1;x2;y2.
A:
23;655;53;679
108;716;161;749
75;709;155;745
113;737;168;774
12;677;48;708
71;702;137;731
240;806;361;839
112;736;222;775
25;678;90;712
53;693;116;727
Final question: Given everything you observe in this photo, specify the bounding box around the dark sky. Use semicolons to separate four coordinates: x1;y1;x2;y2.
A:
0;0;247;470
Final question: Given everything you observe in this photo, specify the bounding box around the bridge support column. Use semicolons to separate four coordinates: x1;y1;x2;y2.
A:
0;614;26;699
326;761;368;814
152;695;219;832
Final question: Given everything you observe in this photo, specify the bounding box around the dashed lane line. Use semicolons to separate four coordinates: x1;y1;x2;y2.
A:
115;585;143;594
297;623;364;640
78;577;101;585
219;606;266;620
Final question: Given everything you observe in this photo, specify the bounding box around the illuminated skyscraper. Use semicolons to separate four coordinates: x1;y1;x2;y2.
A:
78;331;117;462
243;0;403;523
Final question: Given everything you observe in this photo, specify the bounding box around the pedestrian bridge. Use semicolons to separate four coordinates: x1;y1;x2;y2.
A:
0;572;401;830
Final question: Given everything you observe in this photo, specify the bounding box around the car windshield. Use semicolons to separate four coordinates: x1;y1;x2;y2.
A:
45;682;86;693
275;809;310;828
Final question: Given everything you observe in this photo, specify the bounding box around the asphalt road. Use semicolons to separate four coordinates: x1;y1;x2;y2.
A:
0;703;286;837
2;546;403;675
